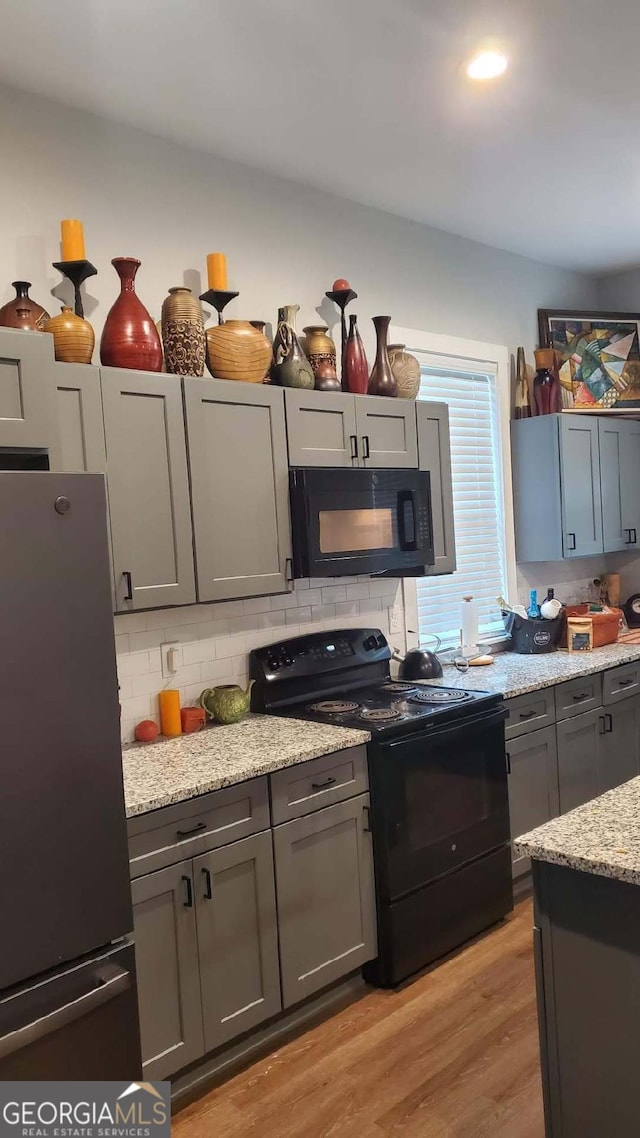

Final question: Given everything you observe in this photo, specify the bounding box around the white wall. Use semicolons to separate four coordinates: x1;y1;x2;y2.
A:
598;267;640;311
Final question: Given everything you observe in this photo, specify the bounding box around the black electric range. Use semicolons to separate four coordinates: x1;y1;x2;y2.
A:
250;627;513;987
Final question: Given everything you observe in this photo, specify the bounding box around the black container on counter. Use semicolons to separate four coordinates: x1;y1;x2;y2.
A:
502;609;563;654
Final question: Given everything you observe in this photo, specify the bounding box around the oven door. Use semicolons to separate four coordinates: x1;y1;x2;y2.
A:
290;467;433;577
370;708;510;902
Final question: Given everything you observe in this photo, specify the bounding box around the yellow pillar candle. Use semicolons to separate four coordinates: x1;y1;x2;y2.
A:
60;219;85;261
159;689;182;737
206;252;228;291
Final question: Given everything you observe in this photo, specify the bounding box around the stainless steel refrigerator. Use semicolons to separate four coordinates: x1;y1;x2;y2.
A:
0;471;141;1077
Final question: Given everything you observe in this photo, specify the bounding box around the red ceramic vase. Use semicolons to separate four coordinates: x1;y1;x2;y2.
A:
100;257;162;372
342;314;369;394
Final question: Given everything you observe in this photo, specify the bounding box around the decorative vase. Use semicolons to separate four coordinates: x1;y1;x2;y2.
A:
272;306;314;389
249;321;272;381
533;348;561;415
387;343;420;399
44;305;95;364
514;346;531;419
161;286;205;377
368;315;397;397
0;281;50;331
100;257;163;372
302;325;337;379
314;359;341;391
205;320;272;383
342;314;369;394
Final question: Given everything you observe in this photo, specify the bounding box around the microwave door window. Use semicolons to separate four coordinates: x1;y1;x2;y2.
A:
319;507;394;554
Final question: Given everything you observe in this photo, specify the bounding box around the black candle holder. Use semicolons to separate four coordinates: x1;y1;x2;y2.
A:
325;288;358;379
52;260;98;319
199;289;239;324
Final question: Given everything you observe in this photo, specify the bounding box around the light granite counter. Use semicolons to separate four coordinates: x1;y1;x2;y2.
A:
514;776;640;886
121;713;370;818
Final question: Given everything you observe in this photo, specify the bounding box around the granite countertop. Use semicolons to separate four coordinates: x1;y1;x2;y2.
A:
426;642;640;699
122;713;370;818
514;777;640;886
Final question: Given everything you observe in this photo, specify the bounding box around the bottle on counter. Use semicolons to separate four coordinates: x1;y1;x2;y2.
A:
460;594;479;657
527;589;542;619
544;588;555;603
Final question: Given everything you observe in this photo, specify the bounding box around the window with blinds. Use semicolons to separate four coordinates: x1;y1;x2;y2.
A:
416;360;508;648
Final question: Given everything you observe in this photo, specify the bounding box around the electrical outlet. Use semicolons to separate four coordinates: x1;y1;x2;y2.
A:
161;641;182;678
388;604;403;636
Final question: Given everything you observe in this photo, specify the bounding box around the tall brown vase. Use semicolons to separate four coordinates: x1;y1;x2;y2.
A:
100;257;162;372
161;286;205;376
0;281;50;331
368;315;397;397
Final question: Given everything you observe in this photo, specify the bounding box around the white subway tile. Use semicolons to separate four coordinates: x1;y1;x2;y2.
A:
284;619;300;635
114;612;147;634
120;694;154;721
321;585;347;603
131;672;165;697
198;619;227;639
248;629;281;649
120;718;136;745
182;639;215;666
228;615;258;634
295;578;310;590
288;607;310;624
147;647;162;673
114;633;130;655
335;601;359;618
309;577;330;589
129;629;164;652
270;592;298;611
346;583;370;601
260;611;287;630
201;659;233;684
175;662;205;686
369;578;400;598
215;599;245;619
117;676;134;699
117;651;151;677
359;597;387;615
242;596;273;615
215;634;247;660
315;604;336;620
305;589;322;606
184;683;206;704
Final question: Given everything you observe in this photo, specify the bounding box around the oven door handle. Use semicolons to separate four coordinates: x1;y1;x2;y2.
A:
397;490;418;553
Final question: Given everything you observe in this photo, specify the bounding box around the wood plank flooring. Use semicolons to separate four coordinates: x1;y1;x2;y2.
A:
173;899;544;1138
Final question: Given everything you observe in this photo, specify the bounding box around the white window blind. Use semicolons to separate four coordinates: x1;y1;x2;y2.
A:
416;360;508;648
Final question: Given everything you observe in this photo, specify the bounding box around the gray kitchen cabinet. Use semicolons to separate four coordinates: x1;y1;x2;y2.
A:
284;389;358;467
184;378;292;601
101;368;196;612
49;362;106;472
416;400;456;575
558;415;603;557
0;326;55;451
131;861;204;1079
194;830;281;1051
555;673;602;720
600;695;640;794
506;726;559;879
355;396;418;468
556;708;602;813
273;794;377;1008
599;418;640;553
505;689;556;740
603;661;640;705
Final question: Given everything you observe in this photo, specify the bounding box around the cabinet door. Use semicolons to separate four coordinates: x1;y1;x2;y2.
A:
506;726;559;879
49;363;106;472
101;369;195;611
557;708;602;813
600;695;640;794
131;861;204;1079
620;420;640;550
416;400;456;574
355;397;418;468
285;389;358;467
558;416;603;557
273;794;377;1008
184;378;292;601
599;419;626;552
0;326;55;450
194;830;281;1052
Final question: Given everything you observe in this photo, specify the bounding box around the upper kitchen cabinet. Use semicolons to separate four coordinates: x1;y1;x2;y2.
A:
184;378;292;602
49;362;106;473
599;418;640;553
355;396;418;468
0;327;55;452
101;368;196;612
512;414;603;561
416;400;456;575
285;389;358;467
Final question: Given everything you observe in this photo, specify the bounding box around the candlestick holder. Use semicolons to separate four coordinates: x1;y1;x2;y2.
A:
52;260;98;319
198;289;239;324
325;287;358;373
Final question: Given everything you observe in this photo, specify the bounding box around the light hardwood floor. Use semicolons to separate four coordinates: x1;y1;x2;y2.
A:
173;899;544;1138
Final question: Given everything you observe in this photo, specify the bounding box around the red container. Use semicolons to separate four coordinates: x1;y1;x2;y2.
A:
181;706;206;733
100;257;162;372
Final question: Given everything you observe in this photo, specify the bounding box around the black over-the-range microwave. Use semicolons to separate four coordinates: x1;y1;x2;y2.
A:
289;467;434;579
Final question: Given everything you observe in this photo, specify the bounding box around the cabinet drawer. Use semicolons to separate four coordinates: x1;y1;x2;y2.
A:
270;746;368;824
555;673;603;720
127;778;270;878
505;690;556;739
603;663;640;705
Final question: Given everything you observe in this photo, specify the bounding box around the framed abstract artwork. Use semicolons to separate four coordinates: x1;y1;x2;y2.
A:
538;308;640;411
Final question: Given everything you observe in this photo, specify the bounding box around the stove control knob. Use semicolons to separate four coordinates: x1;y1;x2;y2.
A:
267;657;279;671
363;635;378;651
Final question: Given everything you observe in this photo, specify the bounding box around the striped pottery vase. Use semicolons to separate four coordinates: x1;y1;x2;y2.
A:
205;320;272;383
161;286;205;377
44;305;95;364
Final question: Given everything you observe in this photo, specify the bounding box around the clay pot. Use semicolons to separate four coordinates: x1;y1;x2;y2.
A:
44;305;95;364
161;287;205;377
302;325;337;380
314;359;341;391
368;315;397;397
342;314;369;394
272;306;314;389
388;343;420;399
0;281;50;331
249;321;272;381
100;257;162;372
205;320;272;383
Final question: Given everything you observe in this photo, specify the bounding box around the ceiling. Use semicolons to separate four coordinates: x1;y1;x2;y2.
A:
2;0;640;273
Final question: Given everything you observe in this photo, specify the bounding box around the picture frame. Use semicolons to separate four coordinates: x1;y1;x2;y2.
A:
538;308;640;411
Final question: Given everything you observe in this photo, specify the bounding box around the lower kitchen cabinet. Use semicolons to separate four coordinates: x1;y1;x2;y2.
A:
131;860;204;1079
556;708;602;814
273;794;377;1008
194;831;281;1052
600;694;640;793
506;726;559;879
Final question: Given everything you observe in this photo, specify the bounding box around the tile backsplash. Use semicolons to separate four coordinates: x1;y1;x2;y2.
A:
115;576;402;743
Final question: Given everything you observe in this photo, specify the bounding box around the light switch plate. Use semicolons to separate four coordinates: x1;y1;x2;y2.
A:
161;641;182;678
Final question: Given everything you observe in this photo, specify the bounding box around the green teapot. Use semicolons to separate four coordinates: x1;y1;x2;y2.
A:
199;681;254;725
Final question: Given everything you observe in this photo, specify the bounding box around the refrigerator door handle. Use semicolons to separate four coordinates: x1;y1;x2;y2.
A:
0;964;131;1061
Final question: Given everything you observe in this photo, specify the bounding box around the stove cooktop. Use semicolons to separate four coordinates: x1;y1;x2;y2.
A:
287;681;495;735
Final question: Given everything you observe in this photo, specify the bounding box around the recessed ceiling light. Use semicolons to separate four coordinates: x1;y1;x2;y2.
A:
466;51;508;81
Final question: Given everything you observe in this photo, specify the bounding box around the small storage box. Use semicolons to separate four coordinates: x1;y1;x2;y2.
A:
561;605;622;648
503;610;563;654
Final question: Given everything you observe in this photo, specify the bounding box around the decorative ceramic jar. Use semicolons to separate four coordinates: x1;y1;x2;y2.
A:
100;257;162;372
199;681;254;725
342;314;369;394
302;325;337;379
272;306;314;389
0;281;50;331
313;359;341;391
387;343;420;399
161;286;205;377
205;320;272;383
249;321;272;381
44;306;95;364
533;348;561;415
368;315;397;397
